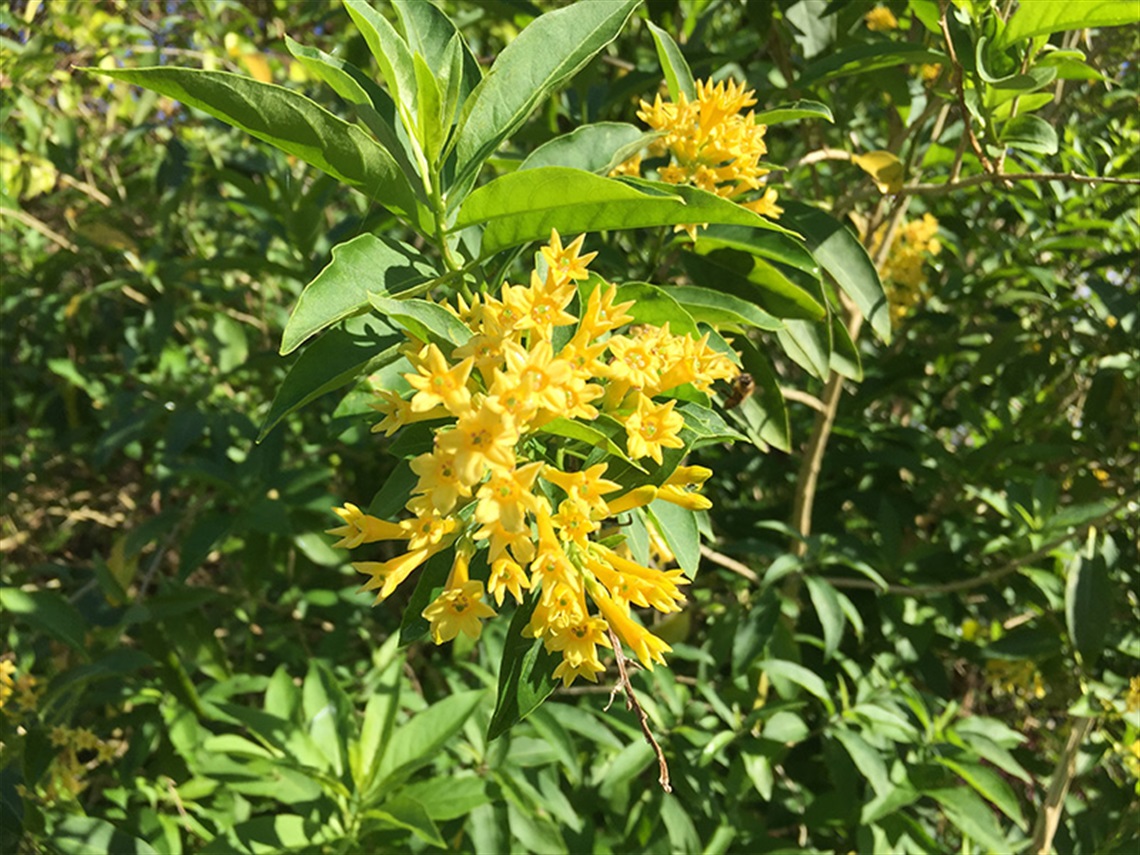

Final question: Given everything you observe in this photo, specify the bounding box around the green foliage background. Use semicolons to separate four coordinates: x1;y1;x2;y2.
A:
2;0;1137;853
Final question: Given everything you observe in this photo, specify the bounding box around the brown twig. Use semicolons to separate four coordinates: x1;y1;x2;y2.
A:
900;171;1140;194
1030;716;1094;854
939;1;994;172
606;628;671;793
699;544;760;582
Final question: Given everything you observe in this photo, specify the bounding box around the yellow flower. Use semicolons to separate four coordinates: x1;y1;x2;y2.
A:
541;229;597;282
525;581;586;638
543;463;623;517
606;332;663;389
400;498;461;552
623;393;685;464
1126;676;1140;714
437;398;519;485
369;388;446;436
0;660;15;709
865;6;898;32
605;484;659;516
589;543;688;613
473;519;536;566
488;556;532;606
354;548;432;603
592;589;671;671
502;269;578;338
404;343;475;415
327;503;408;549
501;339;574;415
422;580;496;644
656;484;713;511
577;284;635;341
409;449;472;515
552;499;599;547
547;615;612;687
475;461;544;532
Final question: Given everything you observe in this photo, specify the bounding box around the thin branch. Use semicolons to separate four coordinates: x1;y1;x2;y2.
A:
780;387;827;413
939;1;995;172
2;207;77;252
1031;716;1094;854
824;494;1135;596
606;628;671;793
900;171;1140;195
699;545;759;582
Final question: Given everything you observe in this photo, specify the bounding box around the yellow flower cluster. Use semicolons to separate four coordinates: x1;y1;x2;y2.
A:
865;6;899;32
985;658;1046;702
32;726;116;801
329;231;739;686
870;213;941;322
0;659;41;716
628;78;782;223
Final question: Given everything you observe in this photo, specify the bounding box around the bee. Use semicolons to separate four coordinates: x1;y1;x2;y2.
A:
724;373;756;410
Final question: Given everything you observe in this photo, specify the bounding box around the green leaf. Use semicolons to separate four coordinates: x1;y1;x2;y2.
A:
400;776;491;821
85;67;422;225
397;549;454;646
520;122;649;174
230;814;335;853
926;787;1012;854
753;100;834;125
457;168;792;257
366;797;445;847
374;690;487;789
367;294;472;349
1000;114;1059;156
804;576;846;660
756;659;834;714
615;282;700;338
646;20;695;101
281;234;437;355
1065;551;1111;666
727;335;790;452
0;588;88;652
936;757;1026;829
488;591;561;740
356;654;402;792
829;311;863;381
831;727;891;797
647;499;701;577
683;246;825;321
392;0;481;107
696;225;819;274
777;319;830;379
412;52;445;163
798;44;946;86
1001;0;1139;46
780;201;891;343
452;0;640;188
51;817;157;855
259;315;403;441
344;0;416;114
667;285;783;331
538;416;642;470
303;661;352;778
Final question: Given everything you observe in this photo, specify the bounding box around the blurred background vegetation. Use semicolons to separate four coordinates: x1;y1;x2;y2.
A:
1;0;1137;852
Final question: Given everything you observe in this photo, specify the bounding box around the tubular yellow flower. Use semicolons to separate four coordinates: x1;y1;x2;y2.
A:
552;499;599;547
354;548;432;603
475;461;544;532
541;229;597;282
488;556;531;606
501;339;574;414
404;343;475;415
665;465;712;487
605;484;659;516
542;463;623;517
422;580;496;644
327;503;409;549
578;284;635;340
473;519;537;566
623;393;685;464
592;589;671;671
656;484;713;511
548;615;612;687
409;449;472;515
503;268;578;337
865;6;898;31
369;389;446;436
437;398;519;485
590;544;688;613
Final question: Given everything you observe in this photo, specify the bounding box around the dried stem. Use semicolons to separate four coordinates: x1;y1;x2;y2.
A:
1030;716;1095;854
606;628;671;793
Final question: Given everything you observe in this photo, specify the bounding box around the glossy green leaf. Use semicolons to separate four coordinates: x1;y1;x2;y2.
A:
412;52;445;162
696;224;820;274
392;0;481;107
615;282;700;337
488;590;560;740
86;67;422;225
52;817;157;855
646;20;695;101
780;201;891;343
805;575;846;660
374;689;487;788
538;416;642;470
753;100;834;125
926;787;1011;854
728;335;790;452
799;44;945;86
777;319;830;379
281;234;436;356
1000;114;1059;156
831;727;891;797
457;168;793;257
1065;550;1111;666
936;757;1026;829
683;246;825;321
829;311;863;381
453;0;640;187
1001;0;1139;46
366;797;445;847
668;285;783;331
647;499;701;577
344;0;416;113
757;659;834;713
367;294;472;349
260;315;403;441
230;815;335;852
396;549;454;647
400;776;491;821
520;122;649;174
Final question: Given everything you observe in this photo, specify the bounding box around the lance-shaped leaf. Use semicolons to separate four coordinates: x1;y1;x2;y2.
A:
393;0;481;107
87;67;422;225
753;100;834;125
798;44;945;86
260;315;404;441
727;335;790;452
520;122;651;174
452;0;641;187
488;590;561;740
368;294;472;349
647;499;701;577
281;234;437;356
1000;0;1140;47
646;20;695;101
615;282;700;337
669;285;783;331
682;244;825;321
780;201;890;343
344;0;416;116
457;168;793;257
696;224;819;275
777;319;830;380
